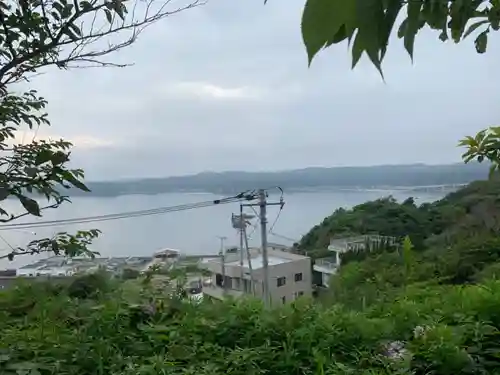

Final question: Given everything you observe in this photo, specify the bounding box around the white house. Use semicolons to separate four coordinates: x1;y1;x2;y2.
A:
313;235;398;288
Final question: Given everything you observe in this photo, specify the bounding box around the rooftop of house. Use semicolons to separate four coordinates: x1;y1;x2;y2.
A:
226;255;289;269
19;256;68;270
17;256;154;273
210;248;309;270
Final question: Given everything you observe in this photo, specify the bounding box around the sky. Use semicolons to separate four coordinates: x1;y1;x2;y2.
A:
18;0;500;180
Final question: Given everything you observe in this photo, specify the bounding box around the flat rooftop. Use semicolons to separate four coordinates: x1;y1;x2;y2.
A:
226;255;288;270
19;257;67;269
212;248;309;270
18;256;154;272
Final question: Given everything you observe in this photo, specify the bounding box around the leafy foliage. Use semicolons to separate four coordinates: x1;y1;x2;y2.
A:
3;271;500;374
460;126;500;176
299;195;433;252
0;0;202;260
298;0;498;74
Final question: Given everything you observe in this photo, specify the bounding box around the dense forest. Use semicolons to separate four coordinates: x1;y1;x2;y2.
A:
66;163;488;197
3;178;500;374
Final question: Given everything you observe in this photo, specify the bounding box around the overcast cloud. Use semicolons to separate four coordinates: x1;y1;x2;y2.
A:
21;0;500;180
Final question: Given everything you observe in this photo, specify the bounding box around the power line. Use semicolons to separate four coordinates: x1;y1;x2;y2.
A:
246;222;258;239
268;187;284;234
0;191;257;231
0;199;241;230
268;231;298;243
268;205;283;234
0;232;15;251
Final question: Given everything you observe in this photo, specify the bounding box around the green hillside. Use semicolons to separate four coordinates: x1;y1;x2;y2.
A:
300;177;500;251
299;178;500;309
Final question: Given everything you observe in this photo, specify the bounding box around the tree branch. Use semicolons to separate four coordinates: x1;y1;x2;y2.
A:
0;0;205;84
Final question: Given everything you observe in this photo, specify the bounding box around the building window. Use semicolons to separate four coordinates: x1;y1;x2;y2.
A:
294;273;303;282
294;291;304;299
277;277;286;287
215;273;223;287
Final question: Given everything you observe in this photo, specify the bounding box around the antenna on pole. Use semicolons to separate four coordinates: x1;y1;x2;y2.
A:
231;210;256;296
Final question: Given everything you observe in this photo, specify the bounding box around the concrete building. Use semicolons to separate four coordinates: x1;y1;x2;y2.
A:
201;247;312;306
313;235;398;288
313;256;339;288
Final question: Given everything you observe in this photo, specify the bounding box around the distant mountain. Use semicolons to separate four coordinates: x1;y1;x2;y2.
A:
64;163;491;197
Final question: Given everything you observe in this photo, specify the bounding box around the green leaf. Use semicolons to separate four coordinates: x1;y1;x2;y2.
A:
397;18;407;38
475;29;488;53
404;1;423;60
35;149;52;165
439;29;448;42
80;0;92;10
351;31;364;69
19;196;41;216
0;188;9;201
63;171;91;192
104;8;112;23
301;0;353;65
51;151;68;166
463;20;489;39
24;167;37;178
422;0;448;31
354;0;385;76
380;0;404;61
326;25;348;46
68;22;82;37
110;0;126;20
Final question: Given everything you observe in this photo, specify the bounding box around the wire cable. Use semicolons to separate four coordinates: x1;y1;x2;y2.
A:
268;231;299;243
268;206;283;234
0;191;256;231
246;222;258;239
0;199;241;230
0;232;15;251
268;187;284;234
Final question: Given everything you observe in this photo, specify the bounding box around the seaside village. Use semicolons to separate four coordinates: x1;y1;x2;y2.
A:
0;219;396;306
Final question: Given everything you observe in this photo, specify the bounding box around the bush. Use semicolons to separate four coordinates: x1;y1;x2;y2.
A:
67;270;114;299
2;277;500;374
121;268;141;280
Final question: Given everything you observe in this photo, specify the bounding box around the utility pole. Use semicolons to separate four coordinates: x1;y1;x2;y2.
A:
242;221;255;296
217;235;227;296
239;205;245;274
242;188;284;307
258;189;269;305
